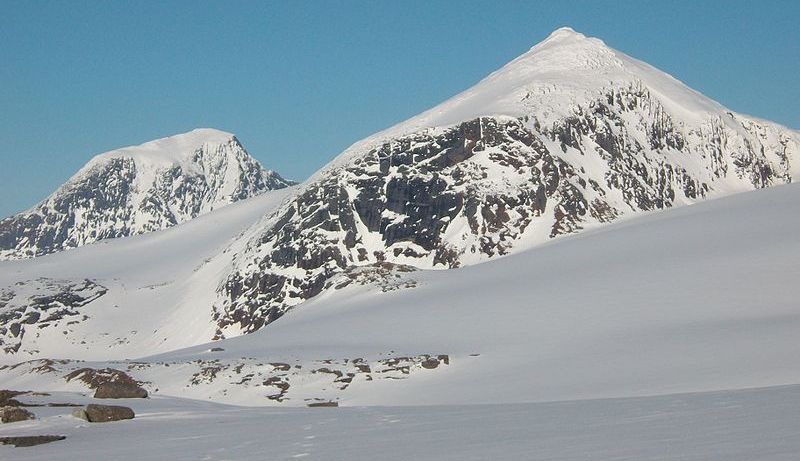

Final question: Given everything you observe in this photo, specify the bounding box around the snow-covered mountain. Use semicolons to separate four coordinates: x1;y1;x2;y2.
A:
1;28;798;358
211;28;800;337
2;26;800;461
0;128;293;260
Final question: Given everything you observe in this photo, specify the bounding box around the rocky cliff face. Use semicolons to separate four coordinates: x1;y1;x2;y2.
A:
210;30;799;337
0;129;293;260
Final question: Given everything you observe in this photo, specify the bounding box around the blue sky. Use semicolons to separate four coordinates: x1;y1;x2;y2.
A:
1;1;798;217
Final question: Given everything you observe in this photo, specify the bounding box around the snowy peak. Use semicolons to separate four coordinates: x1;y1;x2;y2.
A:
344;27;735;145
525;26;610;61
106;128;236;156
87;128;237;167
497;26;732;120
0;129;294;260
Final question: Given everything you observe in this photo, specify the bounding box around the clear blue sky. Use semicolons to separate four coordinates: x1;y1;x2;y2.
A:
1;1;798;218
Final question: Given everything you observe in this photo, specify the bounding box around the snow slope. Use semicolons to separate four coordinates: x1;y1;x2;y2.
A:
0;128;293;260
0;186;296;360
152;182;800;406
3;182;800;408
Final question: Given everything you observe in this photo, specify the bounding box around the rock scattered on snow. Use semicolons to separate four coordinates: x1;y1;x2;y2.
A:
307;401;338;408
82;404;135;423
64;367;148;397
93;382;148;399
0;406;35;423
0;435;65;447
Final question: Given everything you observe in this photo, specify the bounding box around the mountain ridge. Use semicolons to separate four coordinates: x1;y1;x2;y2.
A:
0;128;294;260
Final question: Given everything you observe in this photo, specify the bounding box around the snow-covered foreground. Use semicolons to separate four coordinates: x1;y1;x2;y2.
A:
3;384;799;460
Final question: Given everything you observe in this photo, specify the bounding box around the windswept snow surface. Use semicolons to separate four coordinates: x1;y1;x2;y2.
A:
2;385;800;460
87;128;238;165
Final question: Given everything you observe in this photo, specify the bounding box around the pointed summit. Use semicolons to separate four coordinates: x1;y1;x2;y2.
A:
319;26;728;151
546;26;581;37
528;26;608;54
537;27;588;45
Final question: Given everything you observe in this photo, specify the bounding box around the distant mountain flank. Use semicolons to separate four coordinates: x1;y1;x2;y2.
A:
0;129;294;260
